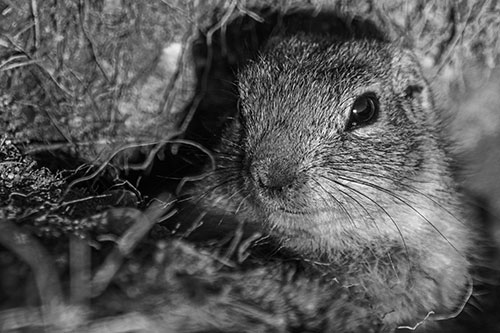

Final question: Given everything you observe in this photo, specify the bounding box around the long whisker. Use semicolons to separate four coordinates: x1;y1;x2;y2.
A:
335;185;381;235
179;175;241;206
176;164;242;189
319;173;409;255
311;178;357;230
210;188;249;228
336;173;463;256
321;165;466;226
191;165;242;178
235;193;252;215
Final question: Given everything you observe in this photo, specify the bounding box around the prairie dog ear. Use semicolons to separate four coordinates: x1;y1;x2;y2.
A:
391;49;434;115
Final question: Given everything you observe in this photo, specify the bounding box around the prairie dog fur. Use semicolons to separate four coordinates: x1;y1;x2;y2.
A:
181;11;481;332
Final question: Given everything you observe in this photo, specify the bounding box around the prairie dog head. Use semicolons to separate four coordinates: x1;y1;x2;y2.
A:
181;19;481;326
214;35;470;259
200;34;477;321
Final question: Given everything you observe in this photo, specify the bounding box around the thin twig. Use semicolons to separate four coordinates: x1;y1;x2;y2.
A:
0;219;65;326
59;136;182;201
91;194;174;296
56;194;113;209
78;0;111;82
397;311;435;331
30;0;40;51
69;235;91;308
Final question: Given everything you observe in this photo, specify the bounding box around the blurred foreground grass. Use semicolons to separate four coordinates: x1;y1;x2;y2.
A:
1;0;500;332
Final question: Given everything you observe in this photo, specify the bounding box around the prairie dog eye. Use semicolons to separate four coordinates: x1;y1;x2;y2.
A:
347;93;379;129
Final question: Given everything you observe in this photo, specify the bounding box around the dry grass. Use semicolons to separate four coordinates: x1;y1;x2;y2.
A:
1;0;500;332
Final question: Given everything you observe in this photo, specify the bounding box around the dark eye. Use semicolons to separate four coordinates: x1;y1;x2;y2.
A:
347;93;379;129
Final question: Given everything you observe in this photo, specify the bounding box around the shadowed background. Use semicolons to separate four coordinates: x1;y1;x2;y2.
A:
0;0;500;332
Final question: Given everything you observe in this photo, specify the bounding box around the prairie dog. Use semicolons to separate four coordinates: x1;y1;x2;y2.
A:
181;12;480;332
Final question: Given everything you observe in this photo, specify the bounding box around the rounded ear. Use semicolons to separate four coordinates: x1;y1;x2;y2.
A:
391;49;427;96
391;49;435;120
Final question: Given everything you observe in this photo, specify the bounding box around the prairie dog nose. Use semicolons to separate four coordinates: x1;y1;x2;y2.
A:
250;156;302;195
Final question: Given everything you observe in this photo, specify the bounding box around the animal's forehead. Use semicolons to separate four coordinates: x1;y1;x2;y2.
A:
240;49;384;113
238;38;391;136
240;37;389;95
